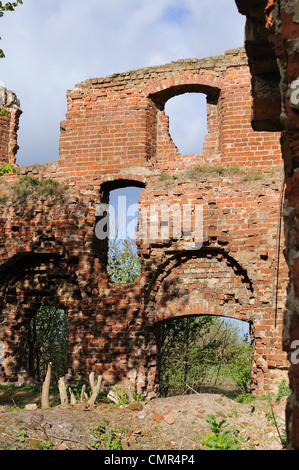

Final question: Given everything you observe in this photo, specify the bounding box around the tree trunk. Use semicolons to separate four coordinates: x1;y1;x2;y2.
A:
58;377;69;406
88;372;102;406
41;362;52;409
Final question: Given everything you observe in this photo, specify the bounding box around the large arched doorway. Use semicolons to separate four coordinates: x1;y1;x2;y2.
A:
0;253;81;383
144;248;270;396
155;314;252;397
26;304;69;383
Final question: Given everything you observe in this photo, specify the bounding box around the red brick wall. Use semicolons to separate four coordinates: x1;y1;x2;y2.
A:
57;49;282;185
0;48;289;398
0;113;10;165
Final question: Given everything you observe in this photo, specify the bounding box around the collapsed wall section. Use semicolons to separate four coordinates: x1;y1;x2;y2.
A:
58;48;282;185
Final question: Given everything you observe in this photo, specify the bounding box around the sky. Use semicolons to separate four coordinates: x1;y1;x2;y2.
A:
0;0;245;166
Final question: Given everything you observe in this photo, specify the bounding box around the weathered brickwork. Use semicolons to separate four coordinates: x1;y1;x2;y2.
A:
235;0;299;450
0;86;22;165
0;48;289;399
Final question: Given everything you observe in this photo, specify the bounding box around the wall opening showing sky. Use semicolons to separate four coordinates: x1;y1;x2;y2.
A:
165;93;208;155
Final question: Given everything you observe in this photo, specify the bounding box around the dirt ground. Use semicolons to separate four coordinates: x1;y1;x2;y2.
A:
0;389;287;451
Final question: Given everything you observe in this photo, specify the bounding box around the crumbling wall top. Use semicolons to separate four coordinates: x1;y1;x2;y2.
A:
73;47;248;91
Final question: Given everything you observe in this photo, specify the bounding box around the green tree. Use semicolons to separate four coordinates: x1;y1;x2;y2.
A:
107;237;141;284
0;1;23;58
27;305;69;383
227;338;253;393
157;315;253;397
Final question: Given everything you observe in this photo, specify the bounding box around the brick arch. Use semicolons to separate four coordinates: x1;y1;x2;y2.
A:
145;72;223;108
145;248;255;324
98;176;147;192
0;253;83;382
144;73;223;164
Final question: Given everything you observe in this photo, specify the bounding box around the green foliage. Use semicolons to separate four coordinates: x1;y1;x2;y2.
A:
158;316;220;396
241;170;263;182
40;440;54;450
0;193;8;204
234;393;255;404
203;414;240;450
227;340;253;394
70;376;91;401
107;237;141;284
0;1;23;58
184;165;225;180
133;392;145;402
275;379;291;404
0;107;9;116
0;162;16;176
113;385;129;406
158;315;253;397
17;430;27;443
90;421;123;450
27;305;69;383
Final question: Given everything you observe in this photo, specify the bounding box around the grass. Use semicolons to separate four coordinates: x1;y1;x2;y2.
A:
0;194;8;204
15;176;68;199
0;173;69;205
0;383;60;409
157;165;271;187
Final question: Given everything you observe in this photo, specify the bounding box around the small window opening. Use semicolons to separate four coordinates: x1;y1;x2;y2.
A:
107;186;142;284
165;93;208;155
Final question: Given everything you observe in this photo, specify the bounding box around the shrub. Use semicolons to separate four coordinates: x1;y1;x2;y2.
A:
203;414;240;450
90;421;123;450
276;379;291;404
0;162;16;176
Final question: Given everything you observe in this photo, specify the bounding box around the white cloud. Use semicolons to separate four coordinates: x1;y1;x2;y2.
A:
0;0;245;165
166;93;208;155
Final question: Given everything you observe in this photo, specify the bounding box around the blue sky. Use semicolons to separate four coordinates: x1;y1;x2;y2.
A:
0;0;245;166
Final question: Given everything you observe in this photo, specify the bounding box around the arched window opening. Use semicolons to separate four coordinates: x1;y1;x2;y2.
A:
164;93;208;155
155;315;252;398
108;186;142;284
95;180;144;284
26;305;69;383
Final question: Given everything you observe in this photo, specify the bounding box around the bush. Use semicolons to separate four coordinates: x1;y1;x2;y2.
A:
276;379;291;404
228;342;253;394
0;162;16;176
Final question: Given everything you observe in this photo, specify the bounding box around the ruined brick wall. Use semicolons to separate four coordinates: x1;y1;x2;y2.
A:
0;86;22;165
0;48;289;398
58;48;281;181
235;0;299;450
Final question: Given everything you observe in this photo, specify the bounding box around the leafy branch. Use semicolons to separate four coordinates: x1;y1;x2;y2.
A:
0;1;23;58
